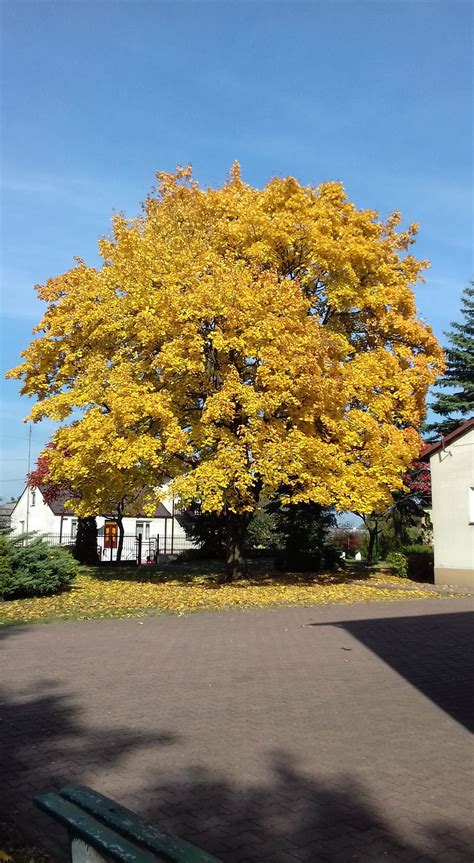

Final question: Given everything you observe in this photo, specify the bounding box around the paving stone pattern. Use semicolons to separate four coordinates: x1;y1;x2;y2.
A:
1;597;473;862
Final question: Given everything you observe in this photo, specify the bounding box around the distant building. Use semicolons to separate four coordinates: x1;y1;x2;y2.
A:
421;419;474;589
7;485;194;561
0;500;17;531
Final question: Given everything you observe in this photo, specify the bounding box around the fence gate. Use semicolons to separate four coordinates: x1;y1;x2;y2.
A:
135;537;156;565
39;533;196;563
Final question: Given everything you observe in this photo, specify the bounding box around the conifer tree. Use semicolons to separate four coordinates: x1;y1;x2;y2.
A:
425;282;474;440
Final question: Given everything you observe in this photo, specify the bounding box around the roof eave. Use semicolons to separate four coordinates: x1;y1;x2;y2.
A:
420;417;474;461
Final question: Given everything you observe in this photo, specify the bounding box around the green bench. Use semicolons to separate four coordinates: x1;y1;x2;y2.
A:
34;785;222;863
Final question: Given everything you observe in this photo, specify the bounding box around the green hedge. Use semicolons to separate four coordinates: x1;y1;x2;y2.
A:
403;544;434;583
385;545;434;583
0;533;79;599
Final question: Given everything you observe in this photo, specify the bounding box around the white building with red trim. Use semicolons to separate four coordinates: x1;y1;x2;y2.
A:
7;485;193;561
421;418;474;588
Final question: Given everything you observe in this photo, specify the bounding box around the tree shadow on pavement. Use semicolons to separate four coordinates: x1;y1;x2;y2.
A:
141;750;473;862
1;621;472;863
0;670;181;858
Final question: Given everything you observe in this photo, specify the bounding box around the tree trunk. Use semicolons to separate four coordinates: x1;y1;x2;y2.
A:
116;518;125;563
221;512;251;582
366;523;378;564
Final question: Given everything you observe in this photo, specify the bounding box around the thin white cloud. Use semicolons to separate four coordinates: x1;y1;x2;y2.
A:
2;177;58;194
1;171;144;220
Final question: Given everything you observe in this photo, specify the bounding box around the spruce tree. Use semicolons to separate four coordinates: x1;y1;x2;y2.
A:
74;517;100;565
425;282;474;440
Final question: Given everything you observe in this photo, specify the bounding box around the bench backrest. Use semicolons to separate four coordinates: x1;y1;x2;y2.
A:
34;785;222;863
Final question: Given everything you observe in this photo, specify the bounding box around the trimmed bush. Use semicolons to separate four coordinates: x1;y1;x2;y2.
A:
386;551;408;579
0;533;78;600
274;549;323;572
171;546;222;564
274;543;343;573
403;544;434;583
322;544;345;570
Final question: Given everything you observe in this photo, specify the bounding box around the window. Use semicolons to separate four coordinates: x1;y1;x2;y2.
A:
31;490;36;507
71;520;78;539
470;488;474;524
136;522;150;540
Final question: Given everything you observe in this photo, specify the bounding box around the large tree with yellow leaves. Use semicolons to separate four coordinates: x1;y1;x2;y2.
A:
9;165;443;579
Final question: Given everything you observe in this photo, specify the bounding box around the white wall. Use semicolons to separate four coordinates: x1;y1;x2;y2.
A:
10;487;61;535
429;426;474;586
95;512;189;545
9;485;194;560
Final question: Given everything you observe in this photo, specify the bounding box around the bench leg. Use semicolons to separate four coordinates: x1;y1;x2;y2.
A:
71;838;109;863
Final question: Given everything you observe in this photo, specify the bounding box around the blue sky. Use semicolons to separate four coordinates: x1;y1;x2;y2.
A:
1;0;472;502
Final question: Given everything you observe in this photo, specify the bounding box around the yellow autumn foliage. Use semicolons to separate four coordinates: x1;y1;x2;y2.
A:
9;164;443;518
0;570;449;627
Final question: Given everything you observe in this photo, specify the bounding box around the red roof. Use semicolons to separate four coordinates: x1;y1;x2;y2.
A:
420;418;474;461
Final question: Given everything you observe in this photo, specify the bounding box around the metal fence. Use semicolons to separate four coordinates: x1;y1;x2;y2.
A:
37;532;196;564
158;535;195;556
41;534;75;547
99;535;148;564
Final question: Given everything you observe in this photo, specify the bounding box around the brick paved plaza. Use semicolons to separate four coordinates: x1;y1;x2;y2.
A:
1;597;473;862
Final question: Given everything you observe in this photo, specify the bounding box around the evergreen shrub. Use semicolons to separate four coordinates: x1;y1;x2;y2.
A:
0;533;78;599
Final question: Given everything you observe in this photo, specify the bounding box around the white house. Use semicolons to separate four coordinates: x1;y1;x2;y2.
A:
422;418;474;589
8;484;194;562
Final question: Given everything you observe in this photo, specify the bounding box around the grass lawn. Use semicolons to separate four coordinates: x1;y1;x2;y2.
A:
0;559;458;626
